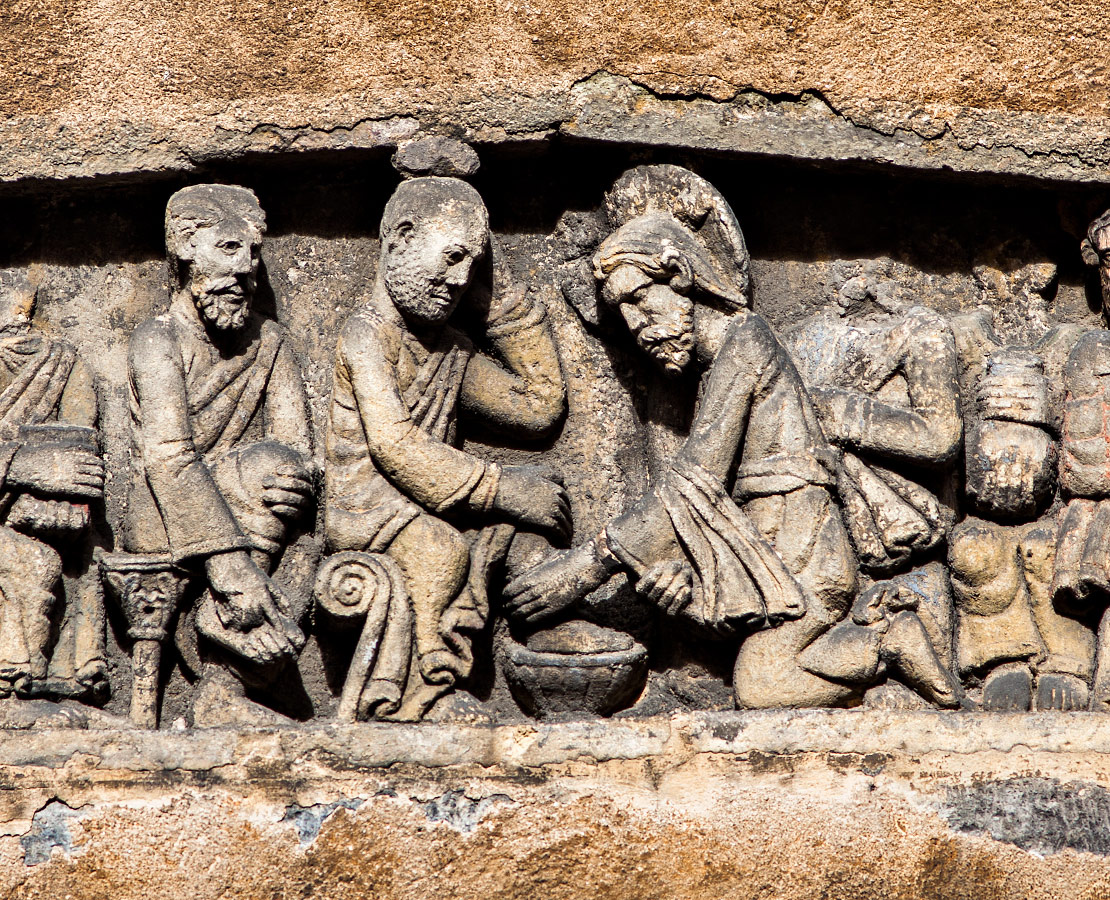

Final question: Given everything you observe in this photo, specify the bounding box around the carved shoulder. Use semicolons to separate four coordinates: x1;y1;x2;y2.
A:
127;316;182;377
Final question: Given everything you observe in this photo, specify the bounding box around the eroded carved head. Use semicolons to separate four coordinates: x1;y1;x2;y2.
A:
379;177;489;327
165;184;266;334
1082;209;1110;312
0;272;36;335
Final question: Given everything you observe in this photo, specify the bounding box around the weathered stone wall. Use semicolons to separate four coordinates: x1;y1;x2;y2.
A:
3;0;1110;184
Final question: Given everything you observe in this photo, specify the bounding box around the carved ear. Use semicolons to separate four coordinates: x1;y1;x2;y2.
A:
669;255;694;294
660;246;694;294
390;220;415;251
1082;237;1101;267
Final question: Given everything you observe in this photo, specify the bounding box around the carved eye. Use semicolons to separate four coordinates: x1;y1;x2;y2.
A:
445;248;467;265
219;239;243;254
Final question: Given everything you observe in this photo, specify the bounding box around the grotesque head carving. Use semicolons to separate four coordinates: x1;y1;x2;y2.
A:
593;166;750;375
165;184;266;334
378;177;489;327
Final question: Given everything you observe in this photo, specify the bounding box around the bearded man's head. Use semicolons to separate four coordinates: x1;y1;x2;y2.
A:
166;184;266;334
378;178;489;327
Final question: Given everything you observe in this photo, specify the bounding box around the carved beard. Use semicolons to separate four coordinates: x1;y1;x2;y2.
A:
193;281;250;332
383;249;457;326
637;323;695;375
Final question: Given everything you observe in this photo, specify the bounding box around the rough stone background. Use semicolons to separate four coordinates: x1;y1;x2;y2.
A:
5;0;1110;895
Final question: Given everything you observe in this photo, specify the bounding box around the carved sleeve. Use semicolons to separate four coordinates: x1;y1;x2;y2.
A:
460;293;566;437
339;319;496;515
812;314;962;467
263;337;314;460
128;321;251;564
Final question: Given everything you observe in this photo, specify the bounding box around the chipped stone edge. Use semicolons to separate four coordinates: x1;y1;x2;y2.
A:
3;74;1110;188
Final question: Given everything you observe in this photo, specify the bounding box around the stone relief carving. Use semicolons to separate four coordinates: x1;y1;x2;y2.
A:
0;273;105;706
320;145;569;722
108;184;316;727
504;165;959;712
1;141;1108;727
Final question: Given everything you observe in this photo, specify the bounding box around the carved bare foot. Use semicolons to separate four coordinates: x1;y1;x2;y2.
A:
1036;672;1089;711
981;662;1034;711
880;610;961;708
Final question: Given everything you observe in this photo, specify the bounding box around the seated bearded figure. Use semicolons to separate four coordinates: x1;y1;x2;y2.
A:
504;165;960;710
122;184;316;727
321;150;569;723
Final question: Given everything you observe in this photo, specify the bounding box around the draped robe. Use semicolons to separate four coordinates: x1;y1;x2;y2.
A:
124;299;312;561
0;332;102;692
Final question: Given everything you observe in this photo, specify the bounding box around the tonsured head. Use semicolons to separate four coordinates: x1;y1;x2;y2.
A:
594;213;745;375
379;178;489;327
165;184;266;334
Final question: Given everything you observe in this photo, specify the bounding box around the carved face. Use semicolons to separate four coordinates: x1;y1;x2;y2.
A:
382;212;487;327
182;217;261;333
603;263;696;375
1092;226;1110;308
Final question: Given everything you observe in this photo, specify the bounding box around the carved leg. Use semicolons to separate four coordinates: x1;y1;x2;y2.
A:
386;514;470;683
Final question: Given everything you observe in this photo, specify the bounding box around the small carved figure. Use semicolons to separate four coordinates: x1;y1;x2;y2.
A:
786;260;962;576
119;185;316;727
321;141;568;722
0;274;105;703
946;290;1093;710
1052;209;1110;710
504;166;959;711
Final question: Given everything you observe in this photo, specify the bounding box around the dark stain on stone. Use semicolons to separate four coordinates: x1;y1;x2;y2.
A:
420;790;512;832
283;797;365;845
743;750;799;775
917;835;1006;900
945;777;1110;855
826;751;890;776
21;799;84;866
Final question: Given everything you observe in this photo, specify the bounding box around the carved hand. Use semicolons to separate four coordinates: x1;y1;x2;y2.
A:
261;461;315;520
502;542;610;623
205;549;276;633
635;558;695;614
494;465;572;541
8;443;104;499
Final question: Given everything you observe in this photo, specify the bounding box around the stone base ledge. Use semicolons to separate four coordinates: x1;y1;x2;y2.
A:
6;711;1110;898
5;709;1110;775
